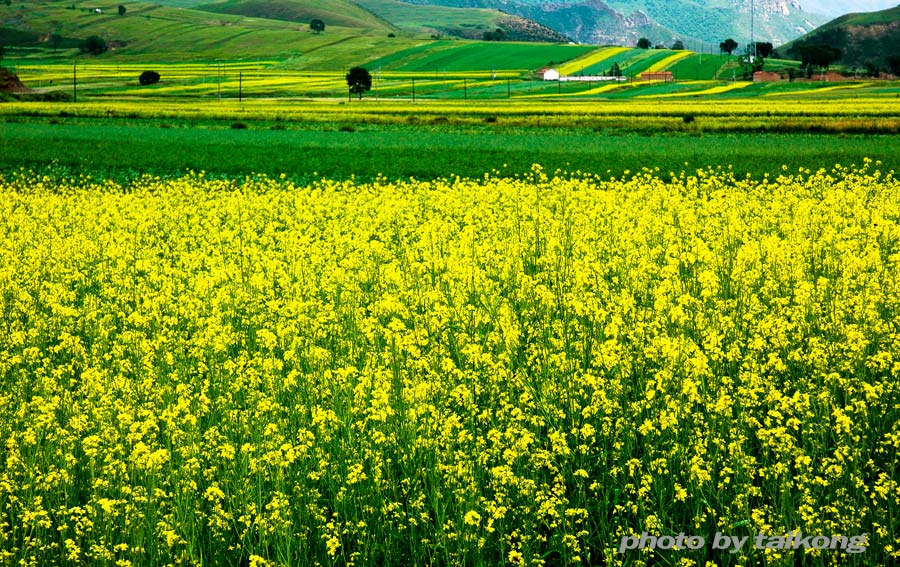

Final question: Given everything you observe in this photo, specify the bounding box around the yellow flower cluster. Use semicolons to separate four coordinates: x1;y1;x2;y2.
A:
0;163;897;566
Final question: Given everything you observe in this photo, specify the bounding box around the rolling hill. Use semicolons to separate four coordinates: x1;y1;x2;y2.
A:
196;0;395;31
0;0;407;64
779;5;900;71
0;0;582;72
160;0;567;41
0;0;571;66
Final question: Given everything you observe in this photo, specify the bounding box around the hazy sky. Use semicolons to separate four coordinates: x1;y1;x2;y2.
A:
801;0;898;17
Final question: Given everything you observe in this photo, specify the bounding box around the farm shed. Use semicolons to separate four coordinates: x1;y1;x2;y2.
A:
640;71;673;82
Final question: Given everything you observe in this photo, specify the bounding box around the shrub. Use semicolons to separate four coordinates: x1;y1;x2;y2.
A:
79;35;107;55
231;122;248;130
139;70;160;86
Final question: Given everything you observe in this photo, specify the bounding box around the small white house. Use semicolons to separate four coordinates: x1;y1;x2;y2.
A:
94;8;102;13
542;68;560;81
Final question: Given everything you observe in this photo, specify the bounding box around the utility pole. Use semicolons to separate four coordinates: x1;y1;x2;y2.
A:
750;0;756;59
697;40;702;80
73;64;76;103
239;71;242;102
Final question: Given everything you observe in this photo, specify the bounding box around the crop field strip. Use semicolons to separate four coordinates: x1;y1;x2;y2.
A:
0;164;898;566
11;62;900;101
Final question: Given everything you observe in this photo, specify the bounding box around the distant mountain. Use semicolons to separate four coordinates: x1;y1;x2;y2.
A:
779;5;900;71
405;0;832;47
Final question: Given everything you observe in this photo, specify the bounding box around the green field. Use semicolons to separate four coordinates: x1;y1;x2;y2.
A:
666;53;733;80
4;100;900;183
365;42;594;73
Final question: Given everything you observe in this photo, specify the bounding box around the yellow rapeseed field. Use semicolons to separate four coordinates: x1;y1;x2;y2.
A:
0;164;898;566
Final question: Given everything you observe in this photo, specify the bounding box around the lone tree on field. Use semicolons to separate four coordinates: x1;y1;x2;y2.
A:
671;40;684;50
139;70;160;85
118;5;126;16
637;37;651;49
345;66;372;100
720;38;738;55
310;19;325;34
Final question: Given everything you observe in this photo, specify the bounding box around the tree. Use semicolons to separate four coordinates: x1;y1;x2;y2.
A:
738;54;764;80
50;33;63;52
637;37;651;49
483;28;505;41
79;35;108;55
799;45;842;75
864;61;881;78
720;38;738;55
118;5;126;16
310;19;325;34
139;70;160;85
608;62;622;77
345;66;372;100
671;40;684;50
888;56;900;77
753;41;773;58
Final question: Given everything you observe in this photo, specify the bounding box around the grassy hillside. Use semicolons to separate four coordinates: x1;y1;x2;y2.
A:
0;0;574;68
197;0;394;31
0;0;430;66
158;0;567;41
778;5;900;71
353;0;566;41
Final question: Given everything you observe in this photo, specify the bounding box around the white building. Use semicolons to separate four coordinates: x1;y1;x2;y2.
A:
542;69;560;81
